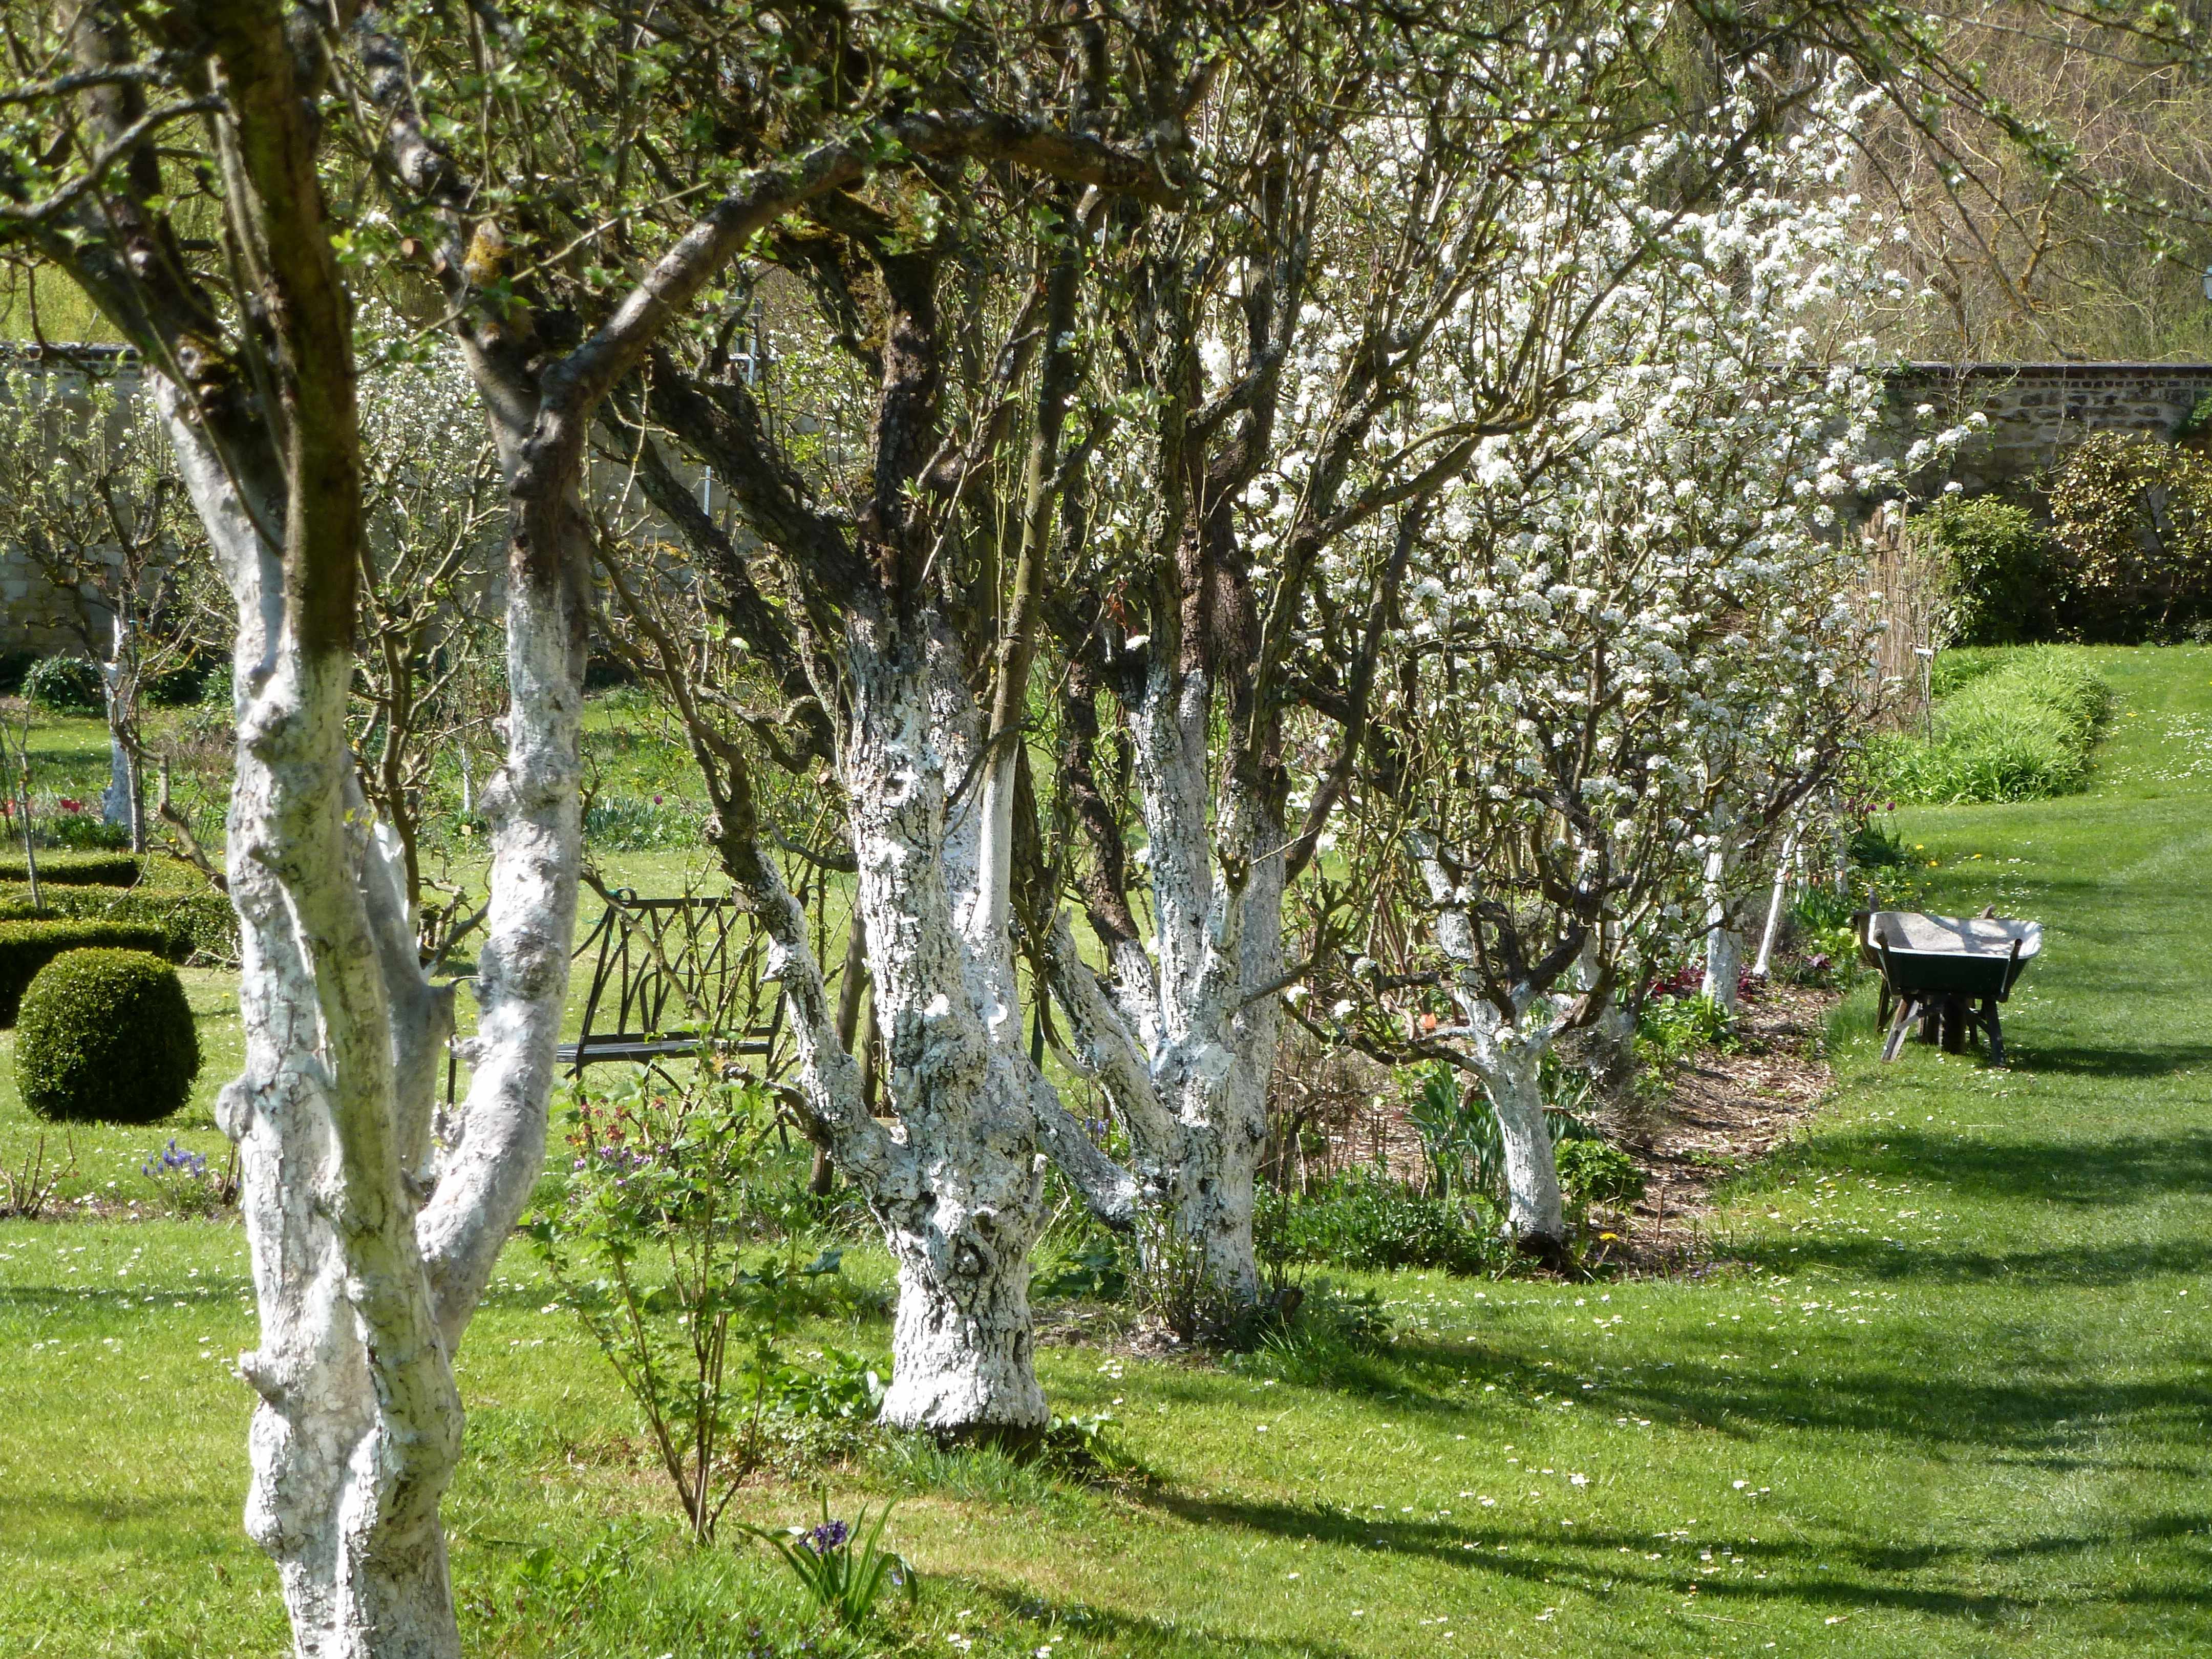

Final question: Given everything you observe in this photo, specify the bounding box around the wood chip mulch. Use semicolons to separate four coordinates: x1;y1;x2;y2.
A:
1591;980;1840;1277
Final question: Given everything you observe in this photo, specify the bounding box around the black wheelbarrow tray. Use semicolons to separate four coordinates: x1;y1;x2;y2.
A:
1863;910;2041;1065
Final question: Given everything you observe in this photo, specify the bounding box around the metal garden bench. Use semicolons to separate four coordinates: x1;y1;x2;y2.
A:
445;891;784;1100
556;891;782;1074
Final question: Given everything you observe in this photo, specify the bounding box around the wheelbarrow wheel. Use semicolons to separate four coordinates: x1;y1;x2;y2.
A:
1940;994;1967;1054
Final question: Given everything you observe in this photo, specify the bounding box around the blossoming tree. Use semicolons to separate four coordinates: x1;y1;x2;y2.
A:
1305;79;1903;1249
0;0;1172;1649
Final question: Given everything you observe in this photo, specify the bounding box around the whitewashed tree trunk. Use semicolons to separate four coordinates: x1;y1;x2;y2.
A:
1409;833;1568;1252
1044;661;1284;1311
720;620;1108;1437
99;612;143;849
1752;824;1800;979
1470;1024;1563;1244
157;360;585;1657
1701;813;1745;1013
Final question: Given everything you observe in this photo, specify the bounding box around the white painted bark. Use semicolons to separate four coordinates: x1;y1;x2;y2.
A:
1752;825;1800;979
721;620;1063;1436
100;613;144;849
853;628;1054;1434
156;360;585;1657
1701;811;1743;1013
1409;832;1567;1250
1042;661;1284;1309
1472;1027;1563;1243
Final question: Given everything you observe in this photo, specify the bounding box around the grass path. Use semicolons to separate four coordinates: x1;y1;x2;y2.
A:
4;645;2211;1656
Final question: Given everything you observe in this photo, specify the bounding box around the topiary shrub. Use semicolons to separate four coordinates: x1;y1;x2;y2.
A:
0;850;142;886
16;948;199;1124
0;865;237;964
0;919;174;1023
21;655;103;716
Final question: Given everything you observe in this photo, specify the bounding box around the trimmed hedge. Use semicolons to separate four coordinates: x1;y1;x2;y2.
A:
17;948;199;1124
0;881;239;964
0;851;143;886
0;919;175;1024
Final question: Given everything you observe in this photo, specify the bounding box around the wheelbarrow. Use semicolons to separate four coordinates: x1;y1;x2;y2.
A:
1860;910;2041;1065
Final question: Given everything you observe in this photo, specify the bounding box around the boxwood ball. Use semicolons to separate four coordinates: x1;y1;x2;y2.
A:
17;948;200;1124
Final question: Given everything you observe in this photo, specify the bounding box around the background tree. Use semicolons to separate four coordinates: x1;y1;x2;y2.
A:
0;358;214;849
1306;81;1900;1248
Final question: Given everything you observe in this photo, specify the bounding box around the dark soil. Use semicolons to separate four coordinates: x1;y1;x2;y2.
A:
1594;980;1839;1275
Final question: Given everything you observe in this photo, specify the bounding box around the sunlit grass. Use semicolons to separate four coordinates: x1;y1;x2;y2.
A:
3;646;2211;1655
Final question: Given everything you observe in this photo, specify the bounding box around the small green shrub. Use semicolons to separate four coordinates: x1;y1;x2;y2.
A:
0;919;176;1023
17;948;200;1124
1917;496;2059;646
1869;649;2111;805
143;659;212;707
22;655;102;716
2177;390;2212;445
1557;1138;1647;1208
1257;1169;1507;1278
38;804;129;851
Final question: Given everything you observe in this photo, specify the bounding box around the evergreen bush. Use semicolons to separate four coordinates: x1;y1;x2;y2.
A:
2047;433;2212;639
1916;496;2059;645
22;655;102;716
0;918;175;1023
16;947;199;1124
0;866;235;963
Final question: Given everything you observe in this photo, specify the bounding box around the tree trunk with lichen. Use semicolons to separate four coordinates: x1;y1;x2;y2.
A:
158;365;586;1655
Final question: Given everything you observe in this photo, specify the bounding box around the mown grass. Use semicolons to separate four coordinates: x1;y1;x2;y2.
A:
6;646;2212;1655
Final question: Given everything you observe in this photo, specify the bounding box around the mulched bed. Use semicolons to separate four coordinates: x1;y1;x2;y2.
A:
1592;980;1841;1275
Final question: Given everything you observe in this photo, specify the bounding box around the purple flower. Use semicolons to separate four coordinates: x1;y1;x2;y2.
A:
143;1138;207;1181
803;1519;849;1555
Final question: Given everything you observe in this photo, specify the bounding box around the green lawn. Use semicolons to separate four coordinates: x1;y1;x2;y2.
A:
5;646;2212;1656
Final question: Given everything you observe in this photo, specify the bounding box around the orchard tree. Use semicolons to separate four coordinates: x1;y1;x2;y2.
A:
1029;1;1738;1311
0;0;1168;1650
1307;78;1901;1249
0;357;210;848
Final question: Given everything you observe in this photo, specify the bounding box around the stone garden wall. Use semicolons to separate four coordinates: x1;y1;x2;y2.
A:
1884;361;2212;497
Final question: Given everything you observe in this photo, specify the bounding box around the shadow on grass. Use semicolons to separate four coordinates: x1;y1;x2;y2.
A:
1124;1487;2212;1627
1596;1358;2208;1461
1754;1128;2212;1211
2004;1043;2212;1079
1739;1233;2212;1287
965;1580;1376;1659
